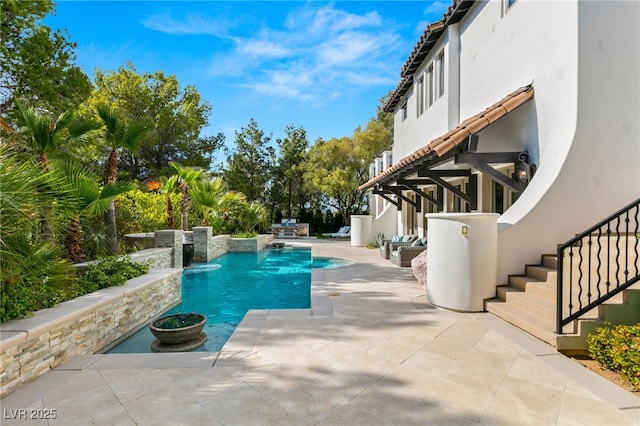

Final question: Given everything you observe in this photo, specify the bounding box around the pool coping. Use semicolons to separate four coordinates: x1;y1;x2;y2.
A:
61;245;341;369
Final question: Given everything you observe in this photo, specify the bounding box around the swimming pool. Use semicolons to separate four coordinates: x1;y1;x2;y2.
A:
107;248;351;353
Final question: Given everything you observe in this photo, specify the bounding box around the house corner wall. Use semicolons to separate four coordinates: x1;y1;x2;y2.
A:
496;1;640;282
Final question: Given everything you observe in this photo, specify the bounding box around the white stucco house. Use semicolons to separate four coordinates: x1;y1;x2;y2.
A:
360;0;640;350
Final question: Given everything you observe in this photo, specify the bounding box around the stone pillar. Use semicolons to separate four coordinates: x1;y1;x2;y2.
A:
192;226;213;263
154;230;183;268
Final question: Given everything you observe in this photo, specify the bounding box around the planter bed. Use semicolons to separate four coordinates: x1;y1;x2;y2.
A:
0;269;181;397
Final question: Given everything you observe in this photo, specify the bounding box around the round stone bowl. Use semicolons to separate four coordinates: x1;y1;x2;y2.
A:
149;313;207;345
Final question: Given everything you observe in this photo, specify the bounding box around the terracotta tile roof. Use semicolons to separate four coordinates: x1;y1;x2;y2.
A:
384;0;475;112
360;84;534;191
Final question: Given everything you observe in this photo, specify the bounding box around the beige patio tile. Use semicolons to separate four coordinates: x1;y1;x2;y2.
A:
199;382;303;425
376;362;444;399
41;370;134;425
506;351;569;391
121;381;209;425
419;375;496;423
479;375;563;425
367;334;428;363
162;367;243;404
99;368;178;404
557;380;639;425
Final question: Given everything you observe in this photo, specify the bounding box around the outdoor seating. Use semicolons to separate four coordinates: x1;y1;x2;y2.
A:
379;235;417;259
390;237;428;267
322;226;351;239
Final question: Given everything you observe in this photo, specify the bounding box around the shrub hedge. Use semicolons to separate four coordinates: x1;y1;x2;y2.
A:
0;256;148;323
586;322;640;390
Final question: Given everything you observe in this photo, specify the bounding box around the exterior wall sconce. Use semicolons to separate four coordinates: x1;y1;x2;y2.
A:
516;152;536;185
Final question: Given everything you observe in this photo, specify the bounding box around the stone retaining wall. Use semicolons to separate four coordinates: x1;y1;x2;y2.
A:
0;269;181;397
193;228;229;262
129;247;173;269
228;234;274;252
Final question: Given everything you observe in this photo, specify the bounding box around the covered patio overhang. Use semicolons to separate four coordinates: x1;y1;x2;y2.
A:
360;84;535;212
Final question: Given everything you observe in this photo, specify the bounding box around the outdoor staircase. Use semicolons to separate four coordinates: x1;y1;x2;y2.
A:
485;243;640;355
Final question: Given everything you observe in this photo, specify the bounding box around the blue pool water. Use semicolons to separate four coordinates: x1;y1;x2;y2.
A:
107;248;350;353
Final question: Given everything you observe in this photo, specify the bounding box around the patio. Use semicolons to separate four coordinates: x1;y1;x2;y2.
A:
1;240;638;425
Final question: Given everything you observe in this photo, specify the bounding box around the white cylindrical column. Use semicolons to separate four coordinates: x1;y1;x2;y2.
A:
426;213;499;312
350;215;372;247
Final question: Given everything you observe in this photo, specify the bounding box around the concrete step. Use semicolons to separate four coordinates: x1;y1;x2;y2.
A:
486;301;558;346
525;264;556;283
526;281;557;301
490;237;639;352
541;254;557;269
503;291;555;322
495;285;521;302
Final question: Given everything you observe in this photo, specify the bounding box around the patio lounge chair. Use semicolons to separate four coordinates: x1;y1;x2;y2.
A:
379;235;418;259
322;226;351;238
390;237;427;267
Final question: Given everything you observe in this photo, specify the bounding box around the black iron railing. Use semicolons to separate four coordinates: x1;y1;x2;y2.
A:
556;198;640;334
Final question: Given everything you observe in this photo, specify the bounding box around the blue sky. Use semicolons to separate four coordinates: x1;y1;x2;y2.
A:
45;1;449;152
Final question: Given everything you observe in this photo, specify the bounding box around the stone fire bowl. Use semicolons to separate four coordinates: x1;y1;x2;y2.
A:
149;313;207;345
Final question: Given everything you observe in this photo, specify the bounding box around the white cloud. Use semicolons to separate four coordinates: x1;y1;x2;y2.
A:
235;38;292;59
424;1;450;16
142;13;231;37
149;3;406;105
285;4;381;35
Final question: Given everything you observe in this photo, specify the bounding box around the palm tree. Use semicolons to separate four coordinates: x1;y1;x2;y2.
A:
16;101;98;165
190;177;227;226
238;202;269;233
0;146;77;320
168;162;204;231
14;102;99;242
158;175;180;229
56;161;136;263
96;105;148;254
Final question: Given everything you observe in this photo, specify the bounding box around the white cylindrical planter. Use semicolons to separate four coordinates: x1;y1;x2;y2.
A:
350;215;372;247
426;213;499;312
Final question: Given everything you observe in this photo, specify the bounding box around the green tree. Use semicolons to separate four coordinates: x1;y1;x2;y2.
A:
96;105;149;254
14;101;98;243
158;175;180;229
352;118;392;166
376;91;394;137
1;0;92;118
223;118;275;203
168;162;204;231
272;125;309;220
303;136;363;224
0;146;77;322
87;63;222;179
303;113;392;223
16;100;98;165
237;202;269;233
190;177;227;227
56;161;136;263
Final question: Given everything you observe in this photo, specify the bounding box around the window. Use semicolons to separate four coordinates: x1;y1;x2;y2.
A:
437;51;445;98
426;65;434;107
400;100;408;121
503;0;518;14
493;182;505;214
407;193;417;234
417;75;424;116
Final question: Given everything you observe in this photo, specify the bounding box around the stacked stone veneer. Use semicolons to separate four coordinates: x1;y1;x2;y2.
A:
0;269;181;397
129;247;173;269
228;234;274;252
193;227;229;262
193;228;274;259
